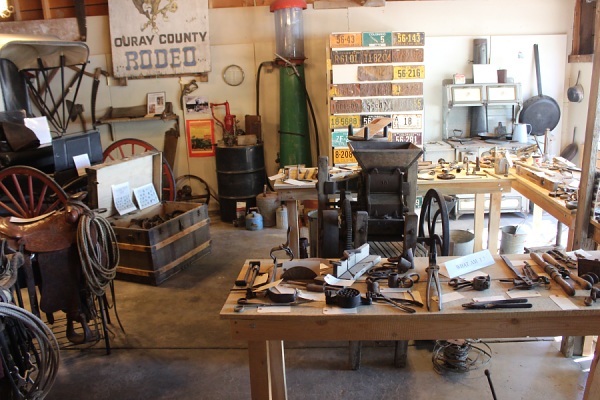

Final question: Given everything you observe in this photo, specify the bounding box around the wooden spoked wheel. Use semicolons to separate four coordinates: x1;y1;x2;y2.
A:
0;166;69;218
102;139;176;201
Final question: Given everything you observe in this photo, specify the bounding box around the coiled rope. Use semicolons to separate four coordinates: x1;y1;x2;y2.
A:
0;302;60;400
432;339;492;374
76;205;119;297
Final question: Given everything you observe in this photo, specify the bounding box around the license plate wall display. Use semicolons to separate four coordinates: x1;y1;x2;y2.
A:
328;31;425;165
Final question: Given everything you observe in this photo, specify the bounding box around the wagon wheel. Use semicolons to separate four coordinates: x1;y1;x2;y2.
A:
175;175;210;205
0;166;69;218
418;189;450;256
103;139;176;201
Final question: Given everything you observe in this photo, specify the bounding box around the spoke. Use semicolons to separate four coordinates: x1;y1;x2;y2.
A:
34;184;50;216
28;175;34;216
118;146;126;159
0;199;24;218
11;174;30;217
0;181;27;218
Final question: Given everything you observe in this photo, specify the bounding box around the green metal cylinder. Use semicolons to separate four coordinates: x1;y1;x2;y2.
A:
279;64;311;167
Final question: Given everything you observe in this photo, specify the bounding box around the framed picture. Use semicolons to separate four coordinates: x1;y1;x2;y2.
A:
186;119;215;157
147;91;166;115
184;95;209;115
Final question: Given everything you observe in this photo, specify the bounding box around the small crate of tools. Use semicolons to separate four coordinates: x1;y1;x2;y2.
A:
86;151;211;285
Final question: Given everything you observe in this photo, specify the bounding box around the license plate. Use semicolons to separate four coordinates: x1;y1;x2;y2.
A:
330;115;361;129
331;50;362;65
391;131;422;145
362;49;392;64
393;65;425;80
333;148;357;165
415;196;423;209
330;33;362;48
357;65;393;81
392;114;423;129
362;98;423;113
330;84;360;97
392;48;424;63
359;83;392;96
331;130;349;148
391;82;423;96
392;32;425;46
361;114;391;126
330;99;362;114
362;32;392;47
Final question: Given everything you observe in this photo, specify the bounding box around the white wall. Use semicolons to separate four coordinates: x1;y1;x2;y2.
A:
26;0;584;209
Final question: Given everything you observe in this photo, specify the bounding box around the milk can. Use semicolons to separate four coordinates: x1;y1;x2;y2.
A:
276;204;288;230
245;207;263;231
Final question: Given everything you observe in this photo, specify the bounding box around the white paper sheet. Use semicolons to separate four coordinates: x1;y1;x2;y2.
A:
550;295;579;310
72;154;91;177
111;182;137;215
443;250;495;279
133;183;160;210
323;306;357;315
24;116;52;145
324;274;355;287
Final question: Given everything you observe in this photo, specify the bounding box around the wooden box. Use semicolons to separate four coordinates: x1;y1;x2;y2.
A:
87;152;211;285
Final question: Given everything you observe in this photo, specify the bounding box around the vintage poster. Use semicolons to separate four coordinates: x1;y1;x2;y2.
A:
108;0;210;78
186;119;215;157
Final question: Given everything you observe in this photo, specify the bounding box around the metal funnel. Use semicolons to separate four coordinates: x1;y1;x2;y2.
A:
348;141;423;172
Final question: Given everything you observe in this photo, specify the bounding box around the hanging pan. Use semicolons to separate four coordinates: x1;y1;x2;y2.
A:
567;71;584;103
519;44;561;136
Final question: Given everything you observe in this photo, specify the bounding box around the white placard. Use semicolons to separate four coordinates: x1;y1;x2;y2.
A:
133;183;160;210
507;290;541;299
323;306;357;315
441;292;465;304
111;182;137;215
549;295;579;311
443;250;495;279
472;295;506;303
72;154;91;177
297;291;326;302
324;274;355;287
24;116;52;145
257;306;291;313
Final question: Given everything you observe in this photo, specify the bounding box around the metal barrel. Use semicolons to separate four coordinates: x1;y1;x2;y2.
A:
216;144;266;222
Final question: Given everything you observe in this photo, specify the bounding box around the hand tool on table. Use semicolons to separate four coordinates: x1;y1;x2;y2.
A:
234;297;312;313
530;253;576;297
425;243;442;311
522;261;550;287
541;253;592;290
546;249;577;269
500;255;548;290
448;275;490;291
462;299;532;309
364;291;421;313
584;287;600;306
243;261;262;299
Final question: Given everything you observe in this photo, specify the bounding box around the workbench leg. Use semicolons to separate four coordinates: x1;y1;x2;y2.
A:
248;341;271;400
349;341;361;370
394;340;408;368
556;222;563;247
532;204;543;241
268;340;287;400
487;193;501;254
287;200;299;258
583;336;600;400
566;228;575;251
473;193;485;252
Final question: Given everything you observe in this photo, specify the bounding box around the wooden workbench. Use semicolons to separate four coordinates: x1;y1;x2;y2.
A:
221;255;600;400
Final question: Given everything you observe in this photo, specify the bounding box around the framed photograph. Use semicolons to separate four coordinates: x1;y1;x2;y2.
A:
147;91;166;115
184;95;209;115
186;119;215;157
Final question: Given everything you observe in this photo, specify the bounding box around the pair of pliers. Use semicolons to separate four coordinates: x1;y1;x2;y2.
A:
462;299;532;309
425;247;442;311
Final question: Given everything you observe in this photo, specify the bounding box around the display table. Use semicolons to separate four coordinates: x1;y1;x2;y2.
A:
220;255;600;400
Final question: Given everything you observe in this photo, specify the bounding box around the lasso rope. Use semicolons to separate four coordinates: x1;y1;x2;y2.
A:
75;206;119;297
432;339;492;374
0;302;60;400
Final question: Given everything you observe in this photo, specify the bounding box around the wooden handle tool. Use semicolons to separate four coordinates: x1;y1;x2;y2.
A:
542;253;592;290
530;253;576;296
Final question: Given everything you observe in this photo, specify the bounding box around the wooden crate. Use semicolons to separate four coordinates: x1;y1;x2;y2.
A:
87;152;211;285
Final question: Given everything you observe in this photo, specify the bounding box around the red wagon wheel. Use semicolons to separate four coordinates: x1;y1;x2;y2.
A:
102;139;176;201
0;166;69;218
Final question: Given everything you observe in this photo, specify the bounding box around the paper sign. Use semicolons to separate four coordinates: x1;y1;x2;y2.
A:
507;290;541;299
111;182;137;215
472;295;506;303
257;306;291;313
443;250;495;279
324;274;355;287
441;292;465;304
24;116;52;145
72;154;91;177
550;295;579;311
323;306;357;315
133;183;160;210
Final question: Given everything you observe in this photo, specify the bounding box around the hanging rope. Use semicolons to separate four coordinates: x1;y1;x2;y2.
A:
75;204;119;298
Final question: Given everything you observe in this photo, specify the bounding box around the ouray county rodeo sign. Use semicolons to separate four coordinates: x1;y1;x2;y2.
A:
108;0;210;78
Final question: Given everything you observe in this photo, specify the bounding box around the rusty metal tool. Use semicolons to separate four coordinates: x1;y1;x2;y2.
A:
425;243;442;311
547;249;577;269
530;253;576;297
542;253;592;290
500;255;535;289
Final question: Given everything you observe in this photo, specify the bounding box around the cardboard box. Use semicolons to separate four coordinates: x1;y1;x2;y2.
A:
87;152;211;285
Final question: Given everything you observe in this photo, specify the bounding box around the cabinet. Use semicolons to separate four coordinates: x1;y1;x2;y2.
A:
442;80;522;139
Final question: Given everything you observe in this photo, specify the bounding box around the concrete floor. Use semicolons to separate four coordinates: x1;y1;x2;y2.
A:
44;210;592;400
